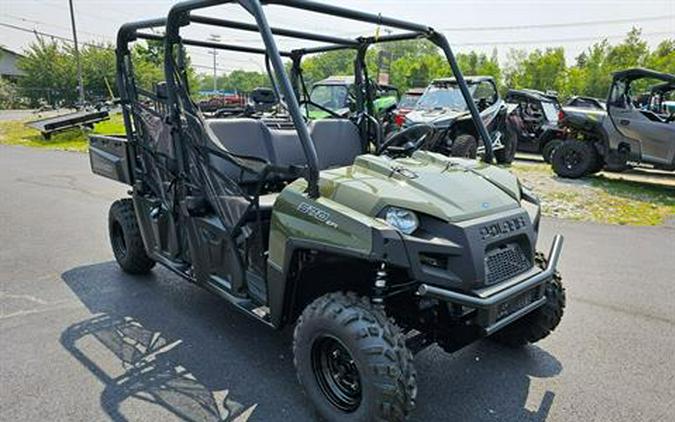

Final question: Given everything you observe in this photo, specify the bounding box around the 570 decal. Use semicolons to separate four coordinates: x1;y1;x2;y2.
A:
297;202;339;228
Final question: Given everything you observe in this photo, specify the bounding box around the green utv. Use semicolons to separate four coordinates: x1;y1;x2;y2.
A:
302;75;399;121
89;1;566;420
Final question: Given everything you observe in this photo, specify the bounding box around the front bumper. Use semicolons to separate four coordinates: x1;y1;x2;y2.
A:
417;234;564;335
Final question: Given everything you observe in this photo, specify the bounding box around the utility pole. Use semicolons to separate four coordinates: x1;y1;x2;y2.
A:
208;34;221;94
68;0;85;105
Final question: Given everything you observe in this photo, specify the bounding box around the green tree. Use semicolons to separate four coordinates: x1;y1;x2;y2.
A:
0;77;20;108
79;44;117;99
646;39;675;75
18;38;76;106
504;47;567;94
300;50;358;86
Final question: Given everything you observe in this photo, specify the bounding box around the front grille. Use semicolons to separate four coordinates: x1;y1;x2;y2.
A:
484;243;531;285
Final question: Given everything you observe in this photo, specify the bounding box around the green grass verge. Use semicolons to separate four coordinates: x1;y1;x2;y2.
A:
587;176;675;226
0;113;125;152
510;162;675;226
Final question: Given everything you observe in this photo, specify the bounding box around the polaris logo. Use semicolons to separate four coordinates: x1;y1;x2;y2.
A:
479;216;527;241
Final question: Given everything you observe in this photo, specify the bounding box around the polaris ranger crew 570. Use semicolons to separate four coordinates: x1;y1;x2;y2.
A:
89;1;566;420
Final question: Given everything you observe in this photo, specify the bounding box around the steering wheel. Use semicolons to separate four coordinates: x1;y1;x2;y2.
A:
378;124;436;156
298;99;343;118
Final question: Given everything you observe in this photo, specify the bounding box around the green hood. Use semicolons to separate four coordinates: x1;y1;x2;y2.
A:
317;151;521;223
373;95;398;114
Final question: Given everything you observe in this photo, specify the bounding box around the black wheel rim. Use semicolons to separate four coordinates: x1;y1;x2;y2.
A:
111;221;127;258
562;148;582;170
311;335;362;412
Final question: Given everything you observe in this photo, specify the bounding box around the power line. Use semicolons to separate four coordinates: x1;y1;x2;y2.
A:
439;14;675;32
453;30;674;48
0;21;115;50
3;13;113;40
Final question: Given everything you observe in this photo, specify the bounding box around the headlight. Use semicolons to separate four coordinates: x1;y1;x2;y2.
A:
520;186;541;229
384;207;419;235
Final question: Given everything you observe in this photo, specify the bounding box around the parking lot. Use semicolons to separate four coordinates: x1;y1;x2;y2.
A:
0;144;673;421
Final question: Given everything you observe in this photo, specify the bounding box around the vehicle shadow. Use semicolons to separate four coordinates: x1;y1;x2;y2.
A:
61;261;562;422
60;262;306;421
412;342;560;421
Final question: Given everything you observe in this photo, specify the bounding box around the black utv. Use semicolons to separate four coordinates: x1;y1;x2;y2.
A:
404;76;518;164
88;1;566;420
505;89;565;162
552;68;675;178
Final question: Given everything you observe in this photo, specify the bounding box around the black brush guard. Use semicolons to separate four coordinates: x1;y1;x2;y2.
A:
417;235;564;335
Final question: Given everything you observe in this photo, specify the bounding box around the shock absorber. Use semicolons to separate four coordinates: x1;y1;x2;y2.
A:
372;263;387;309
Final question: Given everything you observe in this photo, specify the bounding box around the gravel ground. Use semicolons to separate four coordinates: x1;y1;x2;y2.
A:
510;160;675;226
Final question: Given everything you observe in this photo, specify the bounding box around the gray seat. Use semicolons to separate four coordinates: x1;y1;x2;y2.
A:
205;118;275;183
268;128;306;168
205;118;363;184
308;119;363;169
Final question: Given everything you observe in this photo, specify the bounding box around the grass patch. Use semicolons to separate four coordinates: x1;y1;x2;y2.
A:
0;113;125;152
509;162;551;174
510;163;675;226
588;176;675;226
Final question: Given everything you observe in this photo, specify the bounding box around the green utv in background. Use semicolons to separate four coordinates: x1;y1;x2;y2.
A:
303;75;399;120
89;1;566;421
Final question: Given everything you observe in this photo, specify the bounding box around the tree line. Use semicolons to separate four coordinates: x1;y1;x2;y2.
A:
1;27;673;109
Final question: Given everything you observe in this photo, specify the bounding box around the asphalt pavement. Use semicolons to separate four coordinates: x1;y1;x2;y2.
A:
1;145;673;421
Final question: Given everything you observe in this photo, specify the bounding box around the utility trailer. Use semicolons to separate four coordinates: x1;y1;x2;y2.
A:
26;109;110;139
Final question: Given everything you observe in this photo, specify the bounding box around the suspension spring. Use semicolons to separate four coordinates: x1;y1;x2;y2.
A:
372;263;387;309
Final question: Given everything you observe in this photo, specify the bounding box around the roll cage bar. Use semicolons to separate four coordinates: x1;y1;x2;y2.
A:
115;0;494;199
612;68;675;84
607;68;675;117
506;89;559;104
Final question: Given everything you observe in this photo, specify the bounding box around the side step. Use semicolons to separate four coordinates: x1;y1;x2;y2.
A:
206;277;274;328
405;330;434;355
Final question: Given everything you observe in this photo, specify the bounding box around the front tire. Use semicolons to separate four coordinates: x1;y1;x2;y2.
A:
494;127;518;164
542;139;563;164
551;140;598;178
108;198;155;274
293;292;416;422
490;253;565;348
450;134;478;159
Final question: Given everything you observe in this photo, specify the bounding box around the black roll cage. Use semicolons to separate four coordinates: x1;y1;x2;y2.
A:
607;68;675;116
115;0;494;199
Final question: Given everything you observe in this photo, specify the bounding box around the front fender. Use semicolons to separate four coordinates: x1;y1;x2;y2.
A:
266;184;403;327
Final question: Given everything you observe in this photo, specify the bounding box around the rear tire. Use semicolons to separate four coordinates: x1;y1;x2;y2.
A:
108;198;155;274
293;292;416;422
490;253;566;348
542;139;563;164
586;154;605;176
551;140;598;178
450;134;478;159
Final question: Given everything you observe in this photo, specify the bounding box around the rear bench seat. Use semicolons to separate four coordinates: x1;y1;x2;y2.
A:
205;118;363;184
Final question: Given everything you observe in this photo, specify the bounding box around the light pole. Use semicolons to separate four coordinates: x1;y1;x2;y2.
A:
68;0;85;105
208;34;221;93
